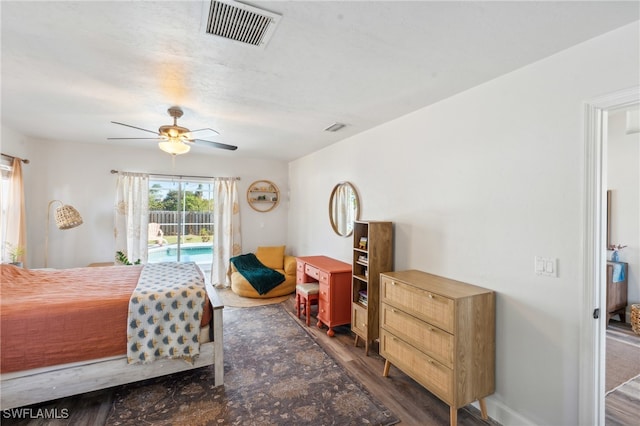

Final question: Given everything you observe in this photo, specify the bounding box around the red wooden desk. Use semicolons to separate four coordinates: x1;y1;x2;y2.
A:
296;256;352;336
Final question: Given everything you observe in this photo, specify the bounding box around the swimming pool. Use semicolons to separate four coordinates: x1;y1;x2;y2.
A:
148;244;213;264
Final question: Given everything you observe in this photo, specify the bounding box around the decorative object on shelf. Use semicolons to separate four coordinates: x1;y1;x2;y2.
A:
45;200;83;267
358;237;368;250
329;181;360;237
247;180;280;212
4;242;25;267
608;243;627;262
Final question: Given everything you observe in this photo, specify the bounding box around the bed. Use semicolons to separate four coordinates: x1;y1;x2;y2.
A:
0;263;224;410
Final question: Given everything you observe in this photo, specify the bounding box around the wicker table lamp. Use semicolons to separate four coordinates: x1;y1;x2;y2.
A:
45;200;83;267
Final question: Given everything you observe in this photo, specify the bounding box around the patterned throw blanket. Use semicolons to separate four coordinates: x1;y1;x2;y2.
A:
127;262;206;365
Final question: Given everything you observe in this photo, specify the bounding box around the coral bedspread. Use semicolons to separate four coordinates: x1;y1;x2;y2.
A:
0;264;211;374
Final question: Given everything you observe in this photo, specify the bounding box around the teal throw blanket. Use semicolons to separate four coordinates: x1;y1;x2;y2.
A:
230;253;285;295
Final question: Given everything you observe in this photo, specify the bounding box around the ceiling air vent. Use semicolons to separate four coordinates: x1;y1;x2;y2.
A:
206;0;281;48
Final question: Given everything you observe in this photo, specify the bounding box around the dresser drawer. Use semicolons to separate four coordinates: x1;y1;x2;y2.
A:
380;329;453;403
381;303;454;368
318;299;330;323
381;276;454;333
305;264;320;281
297;261;317;283
318;281;332;321
319;270;329;284
318;281;330;302
352;303;368;337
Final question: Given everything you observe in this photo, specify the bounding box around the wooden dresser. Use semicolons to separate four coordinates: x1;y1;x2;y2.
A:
296;256;352;336
606;261;628;325
379;270;495;426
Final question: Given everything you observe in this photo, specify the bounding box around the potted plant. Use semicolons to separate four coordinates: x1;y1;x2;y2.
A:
115;250;141;265
5;242;25;267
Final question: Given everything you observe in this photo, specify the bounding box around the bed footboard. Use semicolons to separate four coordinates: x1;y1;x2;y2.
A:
0;284;224;410
206;281;225;387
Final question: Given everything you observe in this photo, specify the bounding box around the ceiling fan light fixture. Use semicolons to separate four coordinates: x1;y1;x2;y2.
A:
110;105;238;152
158;140;191;155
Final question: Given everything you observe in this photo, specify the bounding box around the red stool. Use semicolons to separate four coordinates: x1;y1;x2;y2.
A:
296;282;319;326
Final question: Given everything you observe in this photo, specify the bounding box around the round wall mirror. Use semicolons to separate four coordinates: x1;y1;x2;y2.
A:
329;182;360;237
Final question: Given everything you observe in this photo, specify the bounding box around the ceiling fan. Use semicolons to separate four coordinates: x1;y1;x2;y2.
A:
109;106;237;155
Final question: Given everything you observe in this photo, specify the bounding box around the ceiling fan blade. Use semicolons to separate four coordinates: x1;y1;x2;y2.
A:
193;139;238;151
188;127;220;135
111;121;159;136
107;137;161;140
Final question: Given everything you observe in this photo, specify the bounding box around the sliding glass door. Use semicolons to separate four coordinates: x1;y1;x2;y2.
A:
147;179;214;275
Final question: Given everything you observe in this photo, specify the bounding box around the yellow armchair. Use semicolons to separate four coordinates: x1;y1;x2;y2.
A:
230;246;297;298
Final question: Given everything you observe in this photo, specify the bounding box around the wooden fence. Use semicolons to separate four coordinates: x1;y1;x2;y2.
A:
149;211;213;236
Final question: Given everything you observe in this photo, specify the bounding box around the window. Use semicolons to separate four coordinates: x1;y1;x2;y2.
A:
147;179;214;275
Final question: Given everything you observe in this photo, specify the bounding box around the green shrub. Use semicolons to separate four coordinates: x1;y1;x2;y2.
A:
200;228;211;243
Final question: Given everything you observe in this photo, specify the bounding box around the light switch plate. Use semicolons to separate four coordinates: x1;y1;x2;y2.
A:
535;256;557;277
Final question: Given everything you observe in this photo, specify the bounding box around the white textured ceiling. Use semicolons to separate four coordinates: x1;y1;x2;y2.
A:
1;1;638;161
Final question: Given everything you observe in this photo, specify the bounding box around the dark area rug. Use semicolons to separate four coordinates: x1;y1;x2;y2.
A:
106;304;399;425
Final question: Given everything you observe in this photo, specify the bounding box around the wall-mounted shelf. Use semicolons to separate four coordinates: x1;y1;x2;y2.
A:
247;180;280;212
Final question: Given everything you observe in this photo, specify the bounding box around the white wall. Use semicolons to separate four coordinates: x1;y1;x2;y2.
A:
288;22;640;426
608;109;640;309
0;135;289;269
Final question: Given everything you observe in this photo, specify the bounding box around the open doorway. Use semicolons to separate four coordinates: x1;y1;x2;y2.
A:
580;87;639;425
603;105;640;421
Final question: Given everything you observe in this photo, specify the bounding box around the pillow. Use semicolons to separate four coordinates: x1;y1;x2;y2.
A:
255;245;285;270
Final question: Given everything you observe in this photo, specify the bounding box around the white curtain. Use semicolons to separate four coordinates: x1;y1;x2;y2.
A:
114;172;149;264
211;179;241;287
3;158;27;265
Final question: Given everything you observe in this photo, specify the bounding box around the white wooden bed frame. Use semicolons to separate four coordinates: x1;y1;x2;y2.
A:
0;281;224;410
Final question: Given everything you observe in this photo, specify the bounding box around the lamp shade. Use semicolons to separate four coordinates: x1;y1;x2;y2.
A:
45;200;83;267
54;204;83;229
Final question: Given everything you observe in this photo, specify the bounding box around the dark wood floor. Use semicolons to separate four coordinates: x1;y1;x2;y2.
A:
281;296;500;426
